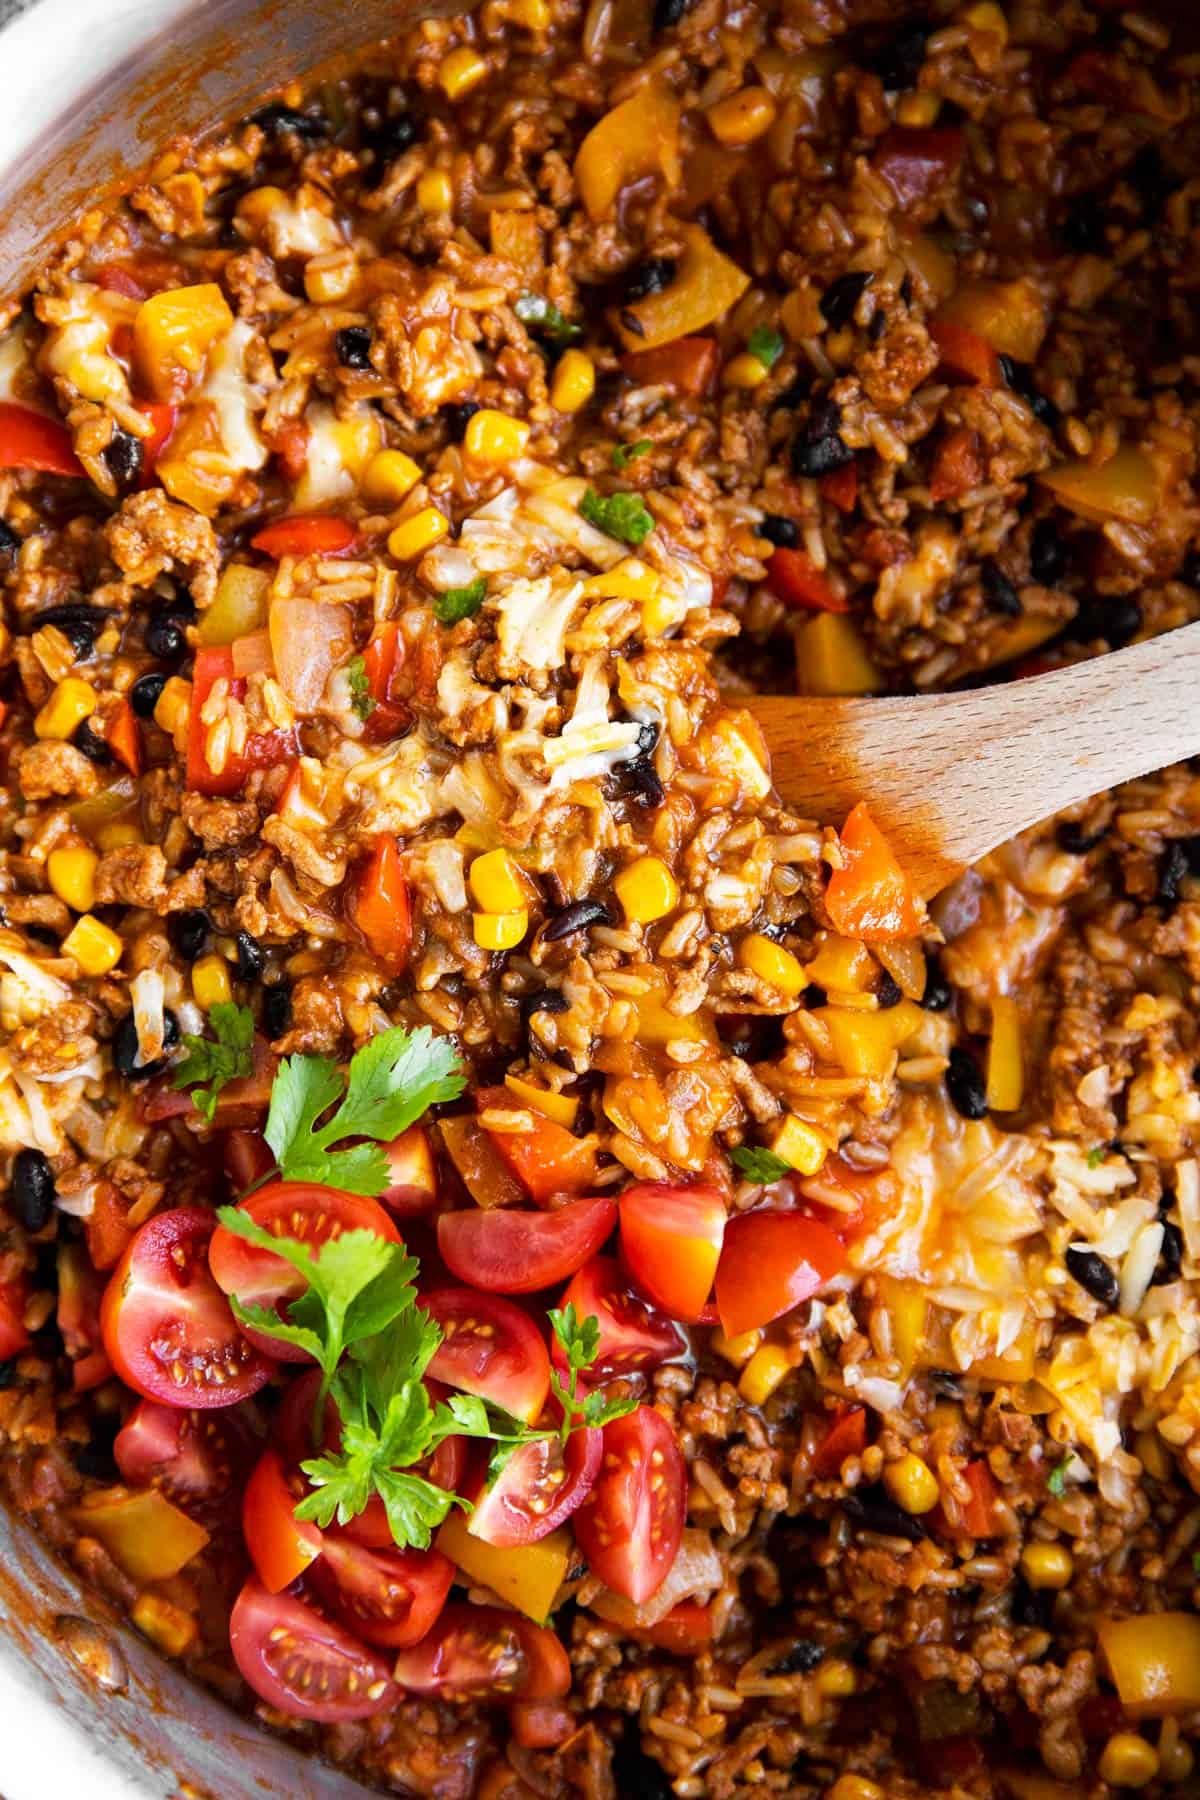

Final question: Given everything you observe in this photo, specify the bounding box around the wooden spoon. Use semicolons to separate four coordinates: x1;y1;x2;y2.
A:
743;621;1200;899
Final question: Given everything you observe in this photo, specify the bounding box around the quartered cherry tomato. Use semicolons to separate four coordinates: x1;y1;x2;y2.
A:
230;1575;399;1722
618;1183;726;1324
714;1210;845;1338
317;1536;455;1649
573;1406;686;1606
467;1425;602;1548
100;1208;273;1408
208;1183;400;1361
379;1125;439;1217
437;1197;616;1295
424;1287;551;1425
242;1447;324;1593
390;1603;571;1702
554;1257;684;1378
114;1398;254;1520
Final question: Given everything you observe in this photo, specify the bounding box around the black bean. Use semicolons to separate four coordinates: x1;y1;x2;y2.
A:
868;308;888;344
10;1148;55;1232
625;257;676;303
1061;598;1141;649
980;560;1022;618
442;401;480;440
820;271;873;329
1180;549;1200;589
843;1491;926;1541
365;111;420;171
1065;1246;1119;1309
871;18;932;90
251;103;327;139
73;1421;119;1483
1152;1220;1183;1286
518;988;569;1042
33;604;107;658
720;1013;786;1062
1183;837;1200;876
103;427;144;490
899;272;914;309
920;953;952;1012
635;720;660;756
759;514;798;549
1055;820;1105;855
946;1047;988;1119
73;719;112;766
621;756;665;809
792;400;854;479
1158;842;1190;909
803;983;827;1010
1030;518;1069;587
774;1640;824;1674
1057;193;1107;255
236;932;264;981
543;898;613;942
130;671;168;719
113;1009;180;1081
876;971;903;1009
1011;1575;1054;1629
167;909;211;962
1128;144;1171;217
0;520;19;560
652;0;693;30
0;1359;17;1390
928;1368;963;1397
263;983;292;1038
335;326;374;370
611;1720;674;1800
145;609;189;661
998;357;1059;429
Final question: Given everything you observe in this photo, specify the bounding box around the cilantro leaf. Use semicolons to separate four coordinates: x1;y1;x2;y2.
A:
747;325;784;370
514;293;582;349
347;654;375;722
581;1387;639;1430
545;1305;639;1439
1047;1455;1070;1498
374;1467;463;1549
1086;1146;1106;1169
731;1145;792;1183
172;1002;255;1123
264;1025;465;1196
612;438;652;471
578;488;654;546
433;577;487;626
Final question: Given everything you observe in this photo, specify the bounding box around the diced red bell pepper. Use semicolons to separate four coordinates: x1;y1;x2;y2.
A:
474;1085;599;1204
960;1459;1000;1538
186;644;297;797
0;1281;29;1360
929;426;985;503
872;127;965;213
825;802;921;941
251;514;358;560
820;462;858;514
362;620;412;743
138;403;177;488
629;1601;714;1654
767;546;849;613
812;1404;866;1478
350;835;413;973
0;403;84;478
105;699;142;776
84;1182;134;1273
622;336;719;397
928;318;1001;387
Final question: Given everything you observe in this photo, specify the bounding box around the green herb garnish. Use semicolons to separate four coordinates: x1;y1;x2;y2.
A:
172;1002;255;1123
547;1304;639;1442
1046;1455;1071;1498
579;487;654;547
347;654;374;722
1086;1146;1106;1169
514;293;583;349
612;438;653;471
731;1145;792;1183
747;325;784;370
433;577;487;626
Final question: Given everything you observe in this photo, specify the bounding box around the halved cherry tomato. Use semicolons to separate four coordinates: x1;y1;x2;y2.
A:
317;1536;455;1649
424;1287;551;1425
621;336;718;396
437;1197;616;1296
811;1404;866;1478
715;1210;845;1339
208;1183;400;1362
390;1603;571;1702
186;644;296;797
928;318;1000;387
243;1447;324;1592
114;1398;253;1520
223;1129;275;1191
0;402;84;477
380;1125;439;1217
0;1281;29;1360
509;1700;575;1750
872;126;964;212
825;802;921;941
350;835;412;973
629;1599;714;1654
230;1575;399;1722
468;1425;601;1548
618;1183;726;1324
554;1256;683;1378
100;1208;273;1408
820;462;858;514
474;1086;598;1203
574;1406;686;1605
104;698;142;776
361;620;411;743
251;514;357;559
767;547;848;613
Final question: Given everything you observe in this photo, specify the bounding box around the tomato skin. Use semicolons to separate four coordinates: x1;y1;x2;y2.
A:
574;1406;686;1605
474;1087;598;1203
243;1448;324;1593
317;1536;455;1649
424;1287;551;1425
618;1184;726;1324
715;1211;846;1339
230;1575;399;1722
820;462;858;514
437;1197;616;1296
767;547;848;614
0;1281;29;1359
143;1033;276;1127
0;402;84;477
468;1425;602;1548
630;1599;714;1655
100;1208;273;1409
222;1129;275;1191
811;1405;866;1479
350;835;412;972
114;1399;253;1521
251;514;357;559
824;802;921;942
959;1459;1000;1538
621;337;718;396
208;1183;400;1362
187;645;296;796
390;1604;571;1702
554;1257;683;1378
361;621;411;743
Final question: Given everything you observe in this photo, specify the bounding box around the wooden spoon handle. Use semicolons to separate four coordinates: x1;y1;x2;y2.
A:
744;619;1200;898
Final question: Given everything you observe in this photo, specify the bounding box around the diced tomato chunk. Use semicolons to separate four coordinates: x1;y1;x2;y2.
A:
630;1600;714;1654
819;462;858;513
186;645;296;797
811;1405;866;1478
767;546;848;613
361;620;411;742
0;1281;29;1360
928;318;1001;387
84;1181;134;1273
960;1459;1000;1538
872;127;965;212
622;336;718;396
0;403;84;477
825;802;921;941
929;426;985;503
251;514;357;559
350;835;413;972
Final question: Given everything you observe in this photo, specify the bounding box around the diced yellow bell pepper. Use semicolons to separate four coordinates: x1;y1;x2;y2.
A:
633;982;717;1048
796;612;883;696
739;1343;793;1405
972;1329;1037;1383
740;933;807;998
134;283;234;401
986;995;1023;1111
131;1592;199;1659
935;278;1046;362
1038;446;1159;527
504;1073;578;1131
198;564;270;646
876;1275;928;1378
153;675;192;743
1097;1613;1200;1719
437;1508;569;1621
35;677;97;741
823;998;923;1078
574;81;681;220
770;1115;828;1176
72;1486;210;1582
897;232;958;305
806;934;877;994
582;560;660;602
712;1325;762;1365
615;225;750;353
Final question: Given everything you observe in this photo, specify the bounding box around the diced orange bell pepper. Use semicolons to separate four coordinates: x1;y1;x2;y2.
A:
1038;446;1159;526
475;1084;598;1204
766;546;848;613
929;426;985;502
84;1181;134;1273
825;802;921;941
935;278;1047;363
1097;1613;1200;1718
574;80;681;219
105;699;142;776
960;1459;1000;1537
812;1404;866;1477
622;335;719;397
133;282;234;401
820;461;858;513
350;835;413;972
615;226;750;353
186;644;297;797
72;1485;210;1582
0;403;84;477
251;514;358;559
928;318;1001;387
873;127;964;212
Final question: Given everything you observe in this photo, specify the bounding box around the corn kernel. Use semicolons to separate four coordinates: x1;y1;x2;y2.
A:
815;1659;857;1698
363;450;422;508
192;953;233;1011
964;1;1008;43
829;1779;884;1800
806;934;876;993
1019;1542;1073;1590
724;351;770;391
580;559;660;601
771;1115;828;1177
439;46;488;101
34;677;97;741
739;1344;793;1407
153;675;192;744
712;1326;762;1366
550;349;596;414
304;255;356;305
388;507;450;562
614;855;679;926
62;914;123;978
883;1452;939;1515
1098;1734;1159;1790
131;1592;198;1659
506;0;550;26
739;933;807;998
473;910;528;951
896;91;942;127
236;185;286;230
469;847;525;914
47;846;98;914
464;408;530;466
707;86;778;148
505;1074;578;1130
417;169;454;214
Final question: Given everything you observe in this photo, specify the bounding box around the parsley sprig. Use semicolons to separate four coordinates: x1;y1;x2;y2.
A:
547;1304;638;1442
173;1002;255;1122
347;655;375;722
612;438;652;471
